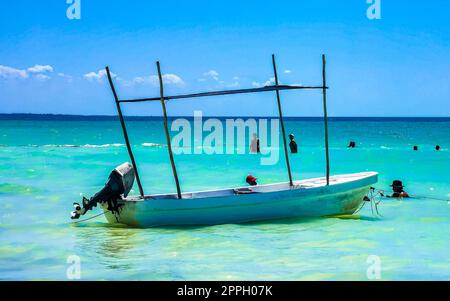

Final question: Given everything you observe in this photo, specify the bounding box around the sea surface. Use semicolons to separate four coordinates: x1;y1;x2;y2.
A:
0;116;449;280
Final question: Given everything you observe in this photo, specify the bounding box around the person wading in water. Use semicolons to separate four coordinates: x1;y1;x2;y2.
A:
289;133;298;154
389;180;410;198
250;133;260;154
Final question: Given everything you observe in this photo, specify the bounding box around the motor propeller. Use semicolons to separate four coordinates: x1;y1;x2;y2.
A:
70;163;135;220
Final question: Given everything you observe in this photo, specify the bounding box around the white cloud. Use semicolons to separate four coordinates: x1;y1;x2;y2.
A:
203;70;219;81
57;73;73;83
263;77;276;86
132;76;150;85
0;65;29;79
227;81;239;88
83;69;116;82
284;69;292;74
35;74;51;81
83;70;184;86
125;73;185;87
0;64;77;83
161;73;184;85
27;65;54;73
252;77;277;87
198;71;240;88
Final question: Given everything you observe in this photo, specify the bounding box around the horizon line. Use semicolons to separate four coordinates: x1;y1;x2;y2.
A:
0;113;449;120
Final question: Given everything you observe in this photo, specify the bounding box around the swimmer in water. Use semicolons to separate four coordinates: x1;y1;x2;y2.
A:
348;141;356;148
389;180;410;198
250;133;260;154
289;134;298;154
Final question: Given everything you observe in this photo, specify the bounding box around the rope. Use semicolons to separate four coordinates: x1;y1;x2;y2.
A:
353;199;367;215
373;187;449;202
70;210;109;224
355;186;449;219
354;187;384;217
369;188;383;216
408;195;450;202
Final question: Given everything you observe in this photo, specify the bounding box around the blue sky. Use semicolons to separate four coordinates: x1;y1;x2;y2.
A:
0;0;449;116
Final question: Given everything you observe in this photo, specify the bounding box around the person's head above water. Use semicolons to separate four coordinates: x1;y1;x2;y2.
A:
289;133;295;141
390;180;405;193
389;179;410;198
436;145;441;151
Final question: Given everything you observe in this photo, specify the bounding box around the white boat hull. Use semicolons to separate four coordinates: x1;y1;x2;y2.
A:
101;172;378;227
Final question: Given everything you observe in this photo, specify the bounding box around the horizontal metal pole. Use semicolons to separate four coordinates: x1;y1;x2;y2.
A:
119;85;328;103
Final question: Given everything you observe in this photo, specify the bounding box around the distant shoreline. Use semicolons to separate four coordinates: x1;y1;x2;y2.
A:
0;113;449;122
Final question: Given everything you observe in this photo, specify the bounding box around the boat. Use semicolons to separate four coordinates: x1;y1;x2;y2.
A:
100;170;377;227
70;54;378;227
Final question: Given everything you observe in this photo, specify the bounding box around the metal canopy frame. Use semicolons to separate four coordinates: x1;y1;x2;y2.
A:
106;54;330;199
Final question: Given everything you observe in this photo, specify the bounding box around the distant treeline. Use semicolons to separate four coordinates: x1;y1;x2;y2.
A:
0;113;449;122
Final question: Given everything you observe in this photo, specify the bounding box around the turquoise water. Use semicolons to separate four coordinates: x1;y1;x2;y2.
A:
0;118;449;280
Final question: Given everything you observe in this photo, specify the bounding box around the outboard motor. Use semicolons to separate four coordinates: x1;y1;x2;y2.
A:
71;162;135;220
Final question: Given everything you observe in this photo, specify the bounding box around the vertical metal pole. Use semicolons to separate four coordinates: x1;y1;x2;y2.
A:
156;61;182;199
105;66;145;197
272;54;294;187
322;55;330;185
